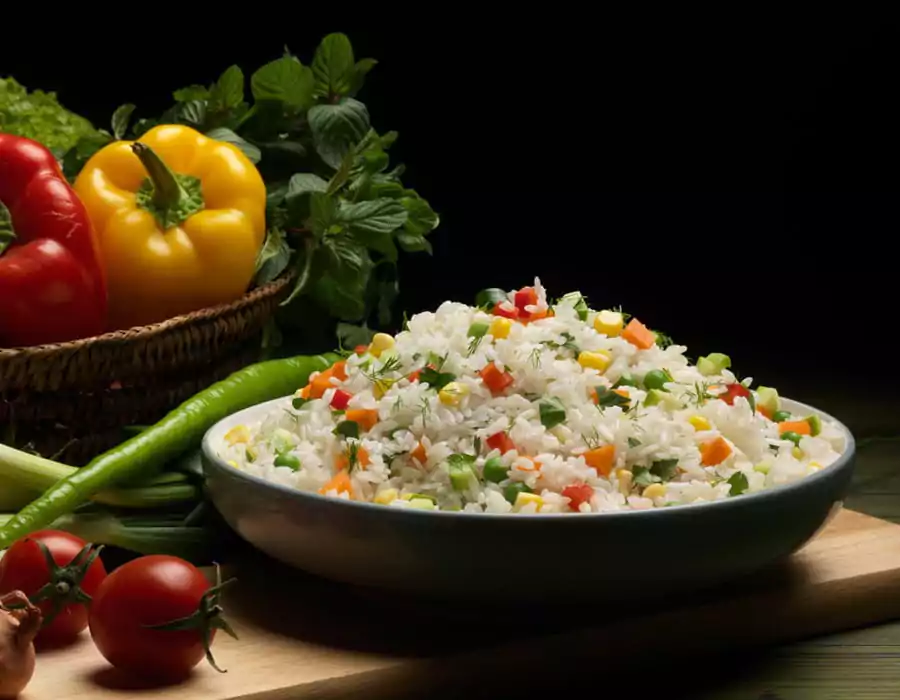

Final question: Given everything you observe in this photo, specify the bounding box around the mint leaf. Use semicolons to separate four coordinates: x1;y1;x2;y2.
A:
111;103;135;140
62;130;112;181
402;195;440;237
309;192;340;237
0;201;15;255
308;98;370;169
321;234;367;277
397;232;433;254
419;366;456;391
175;100;207;127
313;272;369;321
285;173;328;220
173;85;210;102
254;227;291;285
205;127;261;163
348;58;378;96
339;199;407;261
727;471;749;496
251;57;315;111
367;175;405;199
312;33;355;98
210;65;244;110
374;263;399;326
334;420;360;440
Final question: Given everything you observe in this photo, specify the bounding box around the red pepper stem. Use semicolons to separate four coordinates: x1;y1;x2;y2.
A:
131;143;189;211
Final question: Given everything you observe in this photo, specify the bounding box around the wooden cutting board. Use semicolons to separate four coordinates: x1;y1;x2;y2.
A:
23;508;900;700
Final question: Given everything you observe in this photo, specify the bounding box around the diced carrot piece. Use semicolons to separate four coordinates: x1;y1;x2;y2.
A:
621;318;655;350
408;369;422;382
335;446;371;472
778;420;811;436
757;405;773;419
480;362;514;394
331;361;348;381
346;408;379;432
354;345;368;355
309;367;336;399
515;457;540;472
523;308;550;323
411;441;427;466
613;388;629;398
298;385;311;399
700;436;732;466
584;445;616;476
319;469;353;497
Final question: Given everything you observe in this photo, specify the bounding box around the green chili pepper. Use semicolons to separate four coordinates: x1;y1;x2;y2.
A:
0;353;338;548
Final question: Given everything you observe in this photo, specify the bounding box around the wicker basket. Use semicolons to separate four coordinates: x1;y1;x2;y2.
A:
0;277;291;465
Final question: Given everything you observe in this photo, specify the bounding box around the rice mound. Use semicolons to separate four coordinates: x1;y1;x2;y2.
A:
221;279;847;514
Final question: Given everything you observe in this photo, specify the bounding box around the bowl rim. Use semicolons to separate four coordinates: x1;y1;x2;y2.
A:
201;395;856;522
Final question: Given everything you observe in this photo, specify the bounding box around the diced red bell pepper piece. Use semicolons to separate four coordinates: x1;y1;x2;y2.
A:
562;483;594;511
486;431;516;454
492;302;519;319
480;362;514;395
514;287;538;314
354;344;368;355
720;383;751;406
330;389;352;410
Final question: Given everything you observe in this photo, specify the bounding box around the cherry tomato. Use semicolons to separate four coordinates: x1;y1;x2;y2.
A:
562;483;594;511
89;555;233;682
0;530;107;648
720;383;752;406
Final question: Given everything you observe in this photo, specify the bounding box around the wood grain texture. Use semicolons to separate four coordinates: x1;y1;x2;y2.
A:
22;506;900;700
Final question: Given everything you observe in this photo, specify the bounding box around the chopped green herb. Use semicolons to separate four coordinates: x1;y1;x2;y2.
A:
685;382;715;407
362;354;403;382
653;330;674;348
292;396;310;409
650;458;679;481
613;374;638;388
628;437;642;448
419;366;456;391
544;332;580;354
538;397;567;429
727;471;749;496
632;466;660;487
346;441;361;472
529;346;543;368
333;420;360;439
467;321;490;355
245;445;258;463
475;288;508;311
473;436;482;454
594;387;630;410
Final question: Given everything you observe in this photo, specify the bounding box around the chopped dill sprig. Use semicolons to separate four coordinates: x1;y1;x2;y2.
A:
362;355;403;382
529;346;543;368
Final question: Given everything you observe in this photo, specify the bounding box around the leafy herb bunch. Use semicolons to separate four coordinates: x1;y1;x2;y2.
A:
61;33;439;344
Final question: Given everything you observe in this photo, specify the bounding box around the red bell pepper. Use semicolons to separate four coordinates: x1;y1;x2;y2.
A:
0;134;106;347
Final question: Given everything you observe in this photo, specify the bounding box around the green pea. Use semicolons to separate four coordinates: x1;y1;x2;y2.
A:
781;431;802;446
483;457;508;483
643;369;672;391
503;482;533;505
772;410;792;423
274;452;302;470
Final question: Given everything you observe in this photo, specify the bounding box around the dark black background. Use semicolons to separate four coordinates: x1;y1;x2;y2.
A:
3;18;895;420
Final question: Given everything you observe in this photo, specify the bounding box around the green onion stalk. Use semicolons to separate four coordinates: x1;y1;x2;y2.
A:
0;443;199;511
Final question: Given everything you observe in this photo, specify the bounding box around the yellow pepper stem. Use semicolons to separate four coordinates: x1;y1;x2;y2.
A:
131;142;205;230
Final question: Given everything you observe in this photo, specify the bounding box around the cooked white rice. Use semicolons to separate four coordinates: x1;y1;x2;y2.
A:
220;279;847;514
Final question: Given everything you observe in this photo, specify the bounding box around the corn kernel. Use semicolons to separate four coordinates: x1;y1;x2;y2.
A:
514;492;544;510
489;317;512;340
408;498;437;510
368;333;395;358
373;378;395;399
688;415;711;431
374;488;399;505
792;446;804;459
594;310;625;337
578;350;612;372
616;468;634;495
225;425;250;445
642;483;667;500
227;460;239;469
808;461;822;472
753;461;772;474
439;381;470;406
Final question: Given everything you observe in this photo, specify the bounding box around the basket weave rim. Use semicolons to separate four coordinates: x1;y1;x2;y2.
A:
0;276;291;360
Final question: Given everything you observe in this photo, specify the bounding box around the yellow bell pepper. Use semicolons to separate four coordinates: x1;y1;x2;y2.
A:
74;124;266;330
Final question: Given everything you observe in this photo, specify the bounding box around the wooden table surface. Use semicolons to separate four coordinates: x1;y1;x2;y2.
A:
666;436;900;699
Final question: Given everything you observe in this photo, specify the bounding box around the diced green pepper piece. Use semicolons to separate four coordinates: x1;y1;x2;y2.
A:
697;353;731;376
271;428;296;453
245;445;258;463
805;414;822;436
503;482;533;505
483;457;508;483
613;374;638;388
274;452;301;470
408;498;437;510
644;389;667;406
560;292;589;321
404;492;437;504
449;463;477;491
756;386;780;415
